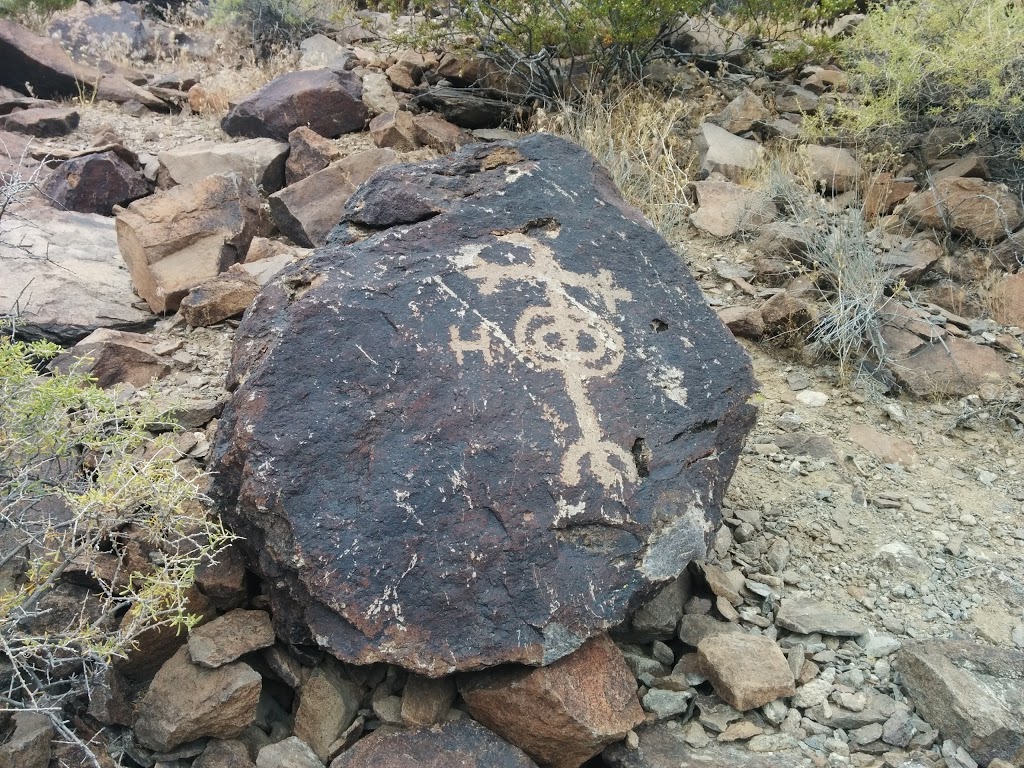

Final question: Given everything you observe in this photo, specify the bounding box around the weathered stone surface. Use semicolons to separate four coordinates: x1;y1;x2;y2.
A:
849;423;917;468
298;33;345;69
990;272;1024;327
46;1;147;63
134;647;262;752
41;150;147;215
50;328;169;388
460;634;644;768
717;306;764;340
897;640;1024;767
116;172;261;313
360;70;400;116
194;739;256;768
0;711;53;768
2;107;79;137
630;573;690;640
401;675;457;726
603;721;812;767
293;661;363;763
195;542;249;610
179;265;261;327
689;180;776;238
329;719;538;768
713;90;770;134
285;126;336;185
863;172;916;220
409;87;524;129
211;135;758;675
158;138;288;192
256;737;323;768
221;69;367;141
269;148;399;247
413;113;472;154
0;20;163;107
776;596;867;636
903;177;1024;242
0;205;153;343
188;609;276;668
775;85;818;114
694;123;761;182
799;144;861;193
697;633;794;711
880;237;942;284
369;110;421;151
890;335;1011;398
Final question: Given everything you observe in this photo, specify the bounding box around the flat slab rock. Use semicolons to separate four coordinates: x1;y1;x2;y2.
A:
603;721;813;768
211;135;758;676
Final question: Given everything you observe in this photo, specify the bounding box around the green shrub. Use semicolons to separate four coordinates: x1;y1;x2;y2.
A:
0;337;235;757
0;0;74;21
832;0;1024;164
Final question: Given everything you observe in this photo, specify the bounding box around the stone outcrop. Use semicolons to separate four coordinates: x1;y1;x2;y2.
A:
329;720;539;768
459;633;644;768
133;647;262;752
211;135;758;676
157;138;289;192
0;205;153;343
221;68;367;141
1;106;79;137
41;150;148;215
115;172;262;313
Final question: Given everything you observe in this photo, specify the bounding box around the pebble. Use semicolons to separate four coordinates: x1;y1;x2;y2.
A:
796;390;829;407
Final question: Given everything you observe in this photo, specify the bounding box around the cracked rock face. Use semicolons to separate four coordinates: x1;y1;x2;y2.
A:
210;134;758;676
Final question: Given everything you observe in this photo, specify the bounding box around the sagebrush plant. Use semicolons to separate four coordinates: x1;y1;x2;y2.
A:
0;342;236;756
548;88;697;245
761;161;893;382
0;0;73;21
828;0;1024;168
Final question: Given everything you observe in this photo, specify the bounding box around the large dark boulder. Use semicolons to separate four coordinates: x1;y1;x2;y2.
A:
41;151;148;215
211;135;758;676
221;68;367;141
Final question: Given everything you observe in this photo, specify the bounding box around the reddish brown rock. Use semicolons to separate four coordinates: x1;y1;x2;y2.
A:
799;144;861;193
717;305;764;340
221;69;367;142
2;106;79;137
293;661;363;763
690;180;776;238
863;172;915;220
401;675;457;726
179;265;261;327
269;148;399;247
329;719;538;768
49;328;170;388
849;424;917;468
412;112;472;153
369;110;420;151
712;90;770;134
133;647;262;752
459;634;644;768
187;609;276;669
116;172;262;313
891;336;1011;398
285;126;337;185
41;150;147;215
880;237;942;284
902;177;1024;242
697;633;795;711
759;290;817;342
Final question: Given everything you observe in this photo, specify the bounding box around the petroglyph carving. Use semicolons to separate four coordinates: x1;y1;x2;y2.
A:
448;232;638;490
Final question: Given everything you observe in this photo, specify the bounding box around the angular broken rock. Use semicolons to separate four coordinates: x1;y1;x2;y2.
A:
401;675;457;726
179;265;261;327
696;633;794;711
187;609;276;668
133;646;262;752
328;719;539;768
49;328;169;388
221;69;367;141
0;711;53;768
459;634;644;768
116;172;262;313
897;640;1024;767
40;150;148;215
157;138;289;193
211;135;758;675
368;110;420;151
775;596;867;637
689;180;777;239
285;126;336;185
694;123;761;182
293;661;363;763
0;205;153;343
902;177;1024;242
269;148;398;248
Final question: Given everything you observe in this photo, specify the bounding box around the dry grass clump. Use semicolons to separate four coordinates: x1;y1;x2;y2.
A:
546;88;701;246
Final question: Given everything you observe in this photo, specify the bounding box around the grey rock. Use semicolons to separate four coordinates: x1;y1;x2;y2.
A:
188;610;276;668
776;596;867;637
632;573;690;640
256;737;323;768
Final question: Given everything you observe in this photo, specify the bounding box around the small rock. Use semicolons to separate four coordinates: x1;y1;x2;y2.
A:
776;596;867;637
256;737;323;768
642;689;692;721
718;720;763;742
401;675;456;727
179;266;261;327
293;661;362;763
697;633;795;711
796;390;829;407
187;609;276;668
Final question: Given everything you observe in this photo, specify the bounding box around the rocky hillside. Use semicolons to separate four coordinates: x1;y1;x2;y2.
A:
0;3;1022;768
